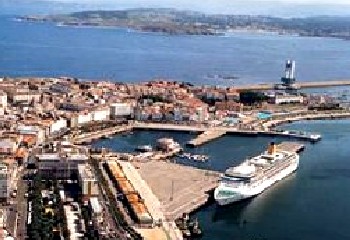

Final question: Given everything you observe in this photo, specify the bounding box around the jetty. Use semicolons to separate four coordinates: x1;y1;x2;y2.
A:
234;80;350;91
186;130;227;147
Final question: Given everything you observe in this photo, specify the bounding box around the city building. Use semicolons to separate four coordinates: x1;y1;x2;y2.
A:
77;164;99;202
0;90;7;115
110;103;133;119
0;162;10;200
89;197;103;224
36;142;89;179
0;138;18;156
272;94;304;105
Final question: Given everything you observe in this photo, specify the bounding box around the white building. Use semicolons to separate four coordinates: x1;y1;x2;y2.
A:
273;94;304;105
89;197;103;224
0;139;18;156
91;108;110;122
110;103;133;118
0;91;7;114
77;164;99;201
77;111;93;125
50;119;68;134
63;204;85;240
8;91;41;104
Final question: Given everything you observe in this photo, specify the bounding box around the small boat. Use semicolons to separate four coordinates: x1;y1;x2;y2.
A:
189;218;202;237
135;145;153;152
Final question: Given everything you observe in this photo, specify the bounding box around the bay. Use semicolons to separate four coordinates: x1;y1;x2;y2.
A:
1;16;350;86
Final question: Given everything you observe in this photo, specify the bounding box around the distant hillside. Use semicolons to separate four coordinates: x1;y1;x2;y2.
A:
19;8;350;39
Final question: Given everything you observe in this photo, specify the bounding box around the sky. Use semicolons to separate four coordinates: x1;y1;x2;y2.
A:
27;0;350;3
1;0;350;16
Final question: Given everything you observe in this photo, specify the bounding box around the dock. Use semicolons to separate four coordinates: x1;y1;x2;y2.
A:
277;141;305;153
186;130;227;147
134;123;320;144
134;161;220;221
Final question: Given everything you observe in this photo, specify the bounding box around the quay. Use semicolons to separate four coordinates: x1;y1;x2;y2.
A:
134;161;220;221
277;141;305;153
234;80;350;91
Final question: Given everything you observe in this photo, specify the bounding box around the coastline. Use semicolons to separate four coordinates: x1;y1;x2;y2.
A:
14;15;350;41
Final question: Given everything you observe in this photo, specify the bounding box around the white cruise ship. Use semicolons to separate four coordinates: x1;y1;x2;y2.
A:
214;142;299;206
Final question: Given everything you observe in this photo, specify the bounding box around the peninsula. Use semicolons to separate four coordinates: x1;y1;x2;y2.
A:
20;8;350;39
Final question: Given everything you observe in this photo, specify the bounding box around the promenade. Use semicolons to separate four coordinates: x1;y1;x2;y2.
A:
73;125;133;144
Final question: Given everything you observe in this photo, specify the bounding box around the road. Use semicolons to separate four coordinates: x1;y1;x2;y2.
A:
15;169;28;240
3;166;28;239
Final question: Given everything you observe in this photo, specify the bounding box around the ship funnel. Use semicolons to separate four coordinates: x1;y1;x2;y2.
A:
268;142;277;155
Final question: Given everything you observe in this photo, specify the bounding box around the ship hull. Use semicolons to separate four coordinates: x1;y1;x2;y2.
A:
215;158;299;206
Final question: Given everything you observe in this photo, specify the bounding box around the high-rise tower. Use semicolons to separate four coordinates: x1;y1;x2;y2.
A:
281;60;296;86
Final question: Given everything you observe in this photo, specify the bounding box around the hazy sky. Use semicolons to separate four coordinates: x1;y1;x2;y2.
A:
36;0;350;3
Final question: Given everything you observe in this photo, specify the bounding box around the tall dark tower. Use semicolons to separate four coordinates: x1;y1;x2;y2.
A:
281;60;296;86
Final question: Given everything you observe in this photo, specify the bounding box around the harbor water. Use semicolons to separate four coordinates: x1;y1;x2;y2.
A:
92;120;350;240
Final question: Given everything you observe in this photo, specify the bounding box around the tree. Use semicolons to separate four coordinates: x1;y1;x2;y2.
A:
239;91;269;106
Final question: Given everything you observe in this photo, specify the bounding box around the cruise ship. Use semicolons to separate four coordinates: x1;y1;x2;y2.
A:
214;142;299;205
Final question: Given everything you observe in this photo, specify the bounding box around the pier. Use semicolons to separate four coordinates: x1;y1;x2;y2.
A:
134;123;320;145
186;130;227;147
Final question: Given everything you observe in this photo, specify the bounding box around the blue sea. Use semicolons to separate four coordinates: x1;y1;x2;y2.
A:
1;15;350;86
